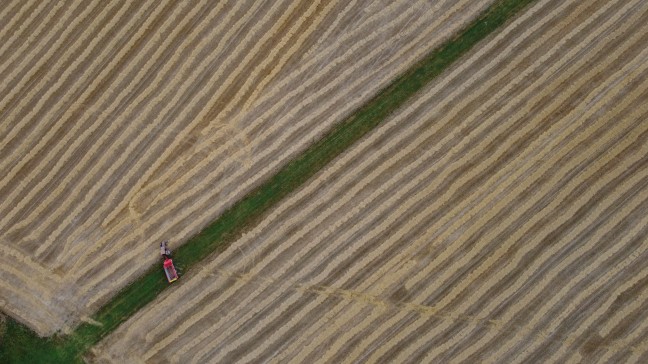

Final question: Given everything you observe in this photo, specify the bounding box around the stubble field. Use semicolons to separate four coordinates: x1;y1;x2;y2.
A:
0;0;494;336
93;0;648;362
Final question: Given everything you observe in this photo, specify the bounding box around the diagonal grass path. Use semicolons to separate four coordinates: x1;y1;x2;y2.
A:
0;0;536;361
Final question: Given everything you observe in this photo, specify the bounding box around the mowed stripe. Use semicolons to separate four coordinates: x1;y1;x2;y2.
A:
89;0;426;242
387;23;648;361
94;0;648;361
0;0;74;145
57;2;278;254
432;34;648;364
208;0;563;276
0;1;36;61
93;0;496;358
0;0;489;336
0;0;55;87
0;0;178;231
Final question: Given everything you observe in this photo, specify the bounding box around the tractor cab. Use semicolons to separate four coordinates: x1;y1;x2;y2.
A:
163;258;178;283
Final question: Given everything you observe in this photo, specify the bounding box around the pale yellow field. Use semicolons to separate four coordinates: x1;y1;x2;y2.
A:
93;0;648;362
0;0;494;336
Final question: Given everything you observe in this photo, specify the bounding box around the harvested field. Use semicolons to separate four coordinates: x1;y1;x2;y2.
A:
94;0;648;362
0;0;494;336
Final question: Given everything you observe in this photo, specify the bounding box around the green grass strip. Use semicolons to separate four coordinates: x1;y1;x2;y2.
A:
0;0;536;361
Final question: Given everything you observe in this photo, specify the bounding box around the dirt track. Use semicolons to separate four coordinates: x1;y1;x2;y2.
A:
93;0;648;362
0;0;493;336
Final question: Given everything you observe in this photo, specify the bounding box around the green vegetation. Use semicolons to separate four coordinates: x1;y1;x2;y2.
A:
0;0;535;361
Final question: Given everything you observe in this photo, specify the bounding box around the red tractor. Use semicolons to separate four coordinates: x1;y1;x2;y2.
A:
160;241;178;283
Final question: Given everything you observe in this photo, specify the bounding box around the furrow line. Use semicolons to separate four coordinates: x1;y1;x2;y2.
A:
146;0;560;272
0;241;63;282
455;94;648;363
293;306;375;364
206;0;558;274
597;311;648;363
25;0;223;254
7;0;219;255
322;0;604;302
419;48;648;318
556;235;648;363
300;0;361;60
69;0;304;274
0;0;32;66
446;122;648;362
3;0;182;234
86;0;488;318
76;0;297;234
147;0;481;257
400;0;645;303
362;9;644;364
340;0;608;356
515;216;648;364
274;0;616;356
248;304;376;364
438;162;648;363
191;290;307;363
217;0;327;118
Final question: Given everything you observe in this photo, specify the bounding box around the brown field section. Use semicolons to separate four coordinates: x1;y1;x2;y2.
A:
94;0;648;362
0;0;494;336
